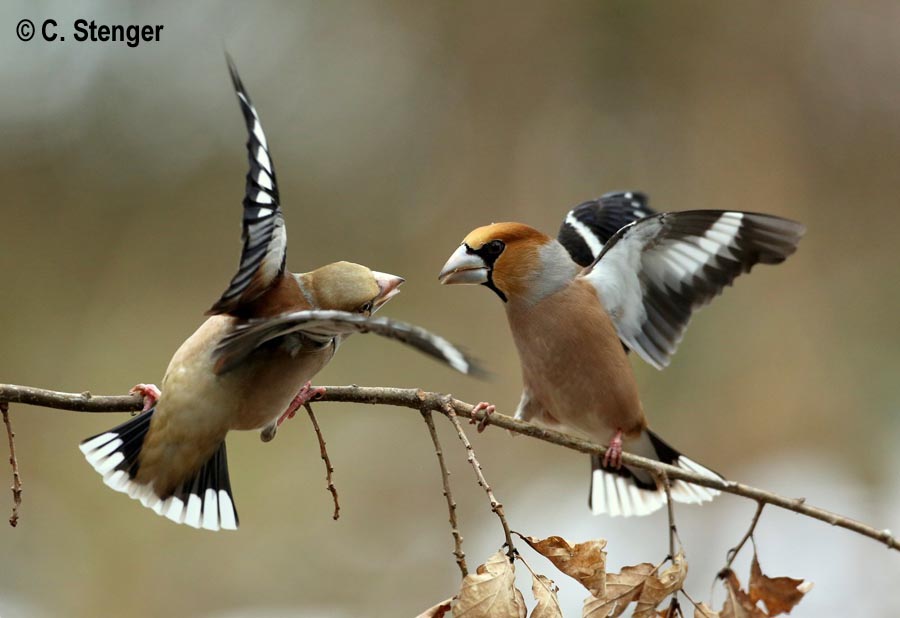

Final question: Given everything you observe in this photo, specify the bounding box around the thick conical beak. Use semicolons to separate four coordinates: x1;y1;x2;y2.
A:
438;244;489;285
372;271;404;311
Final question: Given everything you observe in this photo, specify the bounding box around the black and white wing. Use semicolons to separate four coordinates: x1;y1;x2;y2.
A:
582;210;805;369
214;310;484;377
557;192;657;267
209;56;287;315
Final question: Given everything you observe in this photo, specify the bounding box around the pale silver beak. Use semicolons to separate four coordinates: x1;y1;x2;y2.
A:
438;244;489;285
372;271;404;311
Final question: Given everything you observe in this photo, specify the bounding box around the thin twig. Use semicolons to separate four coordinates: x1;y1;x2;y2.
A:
660;472;680;560
663;596;683;618
420;409;468;577
304;403;340;521
440;397;516;561
1;383;898;553
660;476;687;616
718;501;766;578
1;402;22;527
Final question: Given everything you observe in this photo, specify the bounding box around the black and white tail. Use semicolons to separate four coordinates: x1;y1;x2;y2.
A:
79;410;239;531
589;429;722;517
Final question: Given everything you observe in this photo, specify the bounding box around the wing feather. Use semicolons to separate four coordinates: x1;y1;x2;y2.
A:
214;310;483;377
209;56;287;315
583;210;805;369
557;192;657;266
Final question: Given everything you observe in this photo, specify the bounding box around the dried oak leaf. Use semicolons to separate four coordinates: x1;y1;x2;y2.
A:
748;555;813;616
720;569;766;618
583;562;656;618
416;598;454;618
693;602;721;618
521;535;607;598
455;551;527;618
633;551;689;618
530;573;563;618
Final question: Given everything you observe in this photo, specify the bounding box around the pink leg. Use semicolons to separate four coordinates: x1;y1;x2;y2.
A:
129;383;161;412
470;401;496;433
602;429;624;469
276;381;326;427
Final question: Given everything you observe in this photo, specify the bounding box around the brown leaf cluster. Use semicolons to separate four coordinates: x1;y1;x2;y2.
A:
714;554;812;618
520;535;686;618
416;541;810;618
426;550;564;618
583;551;687;618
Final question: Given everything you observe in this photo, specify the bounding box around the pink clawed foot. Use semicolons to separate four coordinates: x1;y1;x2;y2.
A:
129;383;161;412
470;402;496;433
602;429;624;469
276;381;326;427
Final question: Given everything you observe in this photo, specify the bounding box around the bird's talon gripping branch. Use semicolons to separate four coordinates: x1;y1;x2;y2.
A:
470;401;496;433
602;429;624;469
277;382;327;428
129;383;161;412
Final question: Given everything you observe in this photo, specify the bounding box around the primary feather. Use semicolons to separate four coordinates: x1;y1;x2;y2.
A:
209;55;287;315
582;210;805;369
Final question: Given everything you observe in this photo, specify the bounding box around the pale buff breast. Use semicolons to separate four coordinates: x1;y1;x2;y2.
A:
506;279;646;443
136;315;333;493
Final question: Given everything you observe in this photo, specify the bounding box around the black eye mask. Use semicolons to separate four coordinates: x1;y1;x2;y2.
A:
467;241;507;302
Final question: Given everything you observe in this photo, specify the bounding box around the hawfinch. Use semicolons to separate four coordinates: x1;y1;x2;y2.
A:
79;57;479;531
439;192;804;517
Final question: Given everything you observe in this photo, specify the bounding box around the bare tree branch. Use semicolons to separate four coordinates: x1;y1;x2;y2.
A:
0;385;141;413
1;382;898;553
718;501;766;578
440;398;517;561
303;403;340;521
659;473;679;560
1;402;22;527
421;409;468;577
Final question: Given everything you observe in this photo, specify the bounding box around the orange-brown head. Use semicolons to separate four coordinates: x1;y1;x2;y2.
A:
438;223;559;302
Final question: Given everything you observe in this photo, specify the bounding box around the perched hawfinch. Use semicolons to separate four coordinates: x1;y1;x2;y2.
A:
439;192;805;517
79;57;480;531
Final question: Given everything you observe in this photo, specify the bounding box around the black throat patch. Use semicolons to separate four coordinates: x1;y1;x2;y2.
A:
468;242;508;303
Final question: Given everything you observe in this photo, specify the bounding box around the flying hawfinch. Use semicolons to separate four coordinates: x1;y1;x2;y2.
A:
439;192;804;517
79;57;480;531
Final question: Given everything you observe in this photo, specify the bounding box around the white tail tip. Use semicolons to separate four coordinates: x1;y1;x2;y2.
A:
591;456;721;518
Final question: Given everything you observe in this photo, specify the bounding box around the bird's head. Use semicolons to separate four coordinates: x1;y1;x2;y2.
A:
438;223;556;303
307;261;404;316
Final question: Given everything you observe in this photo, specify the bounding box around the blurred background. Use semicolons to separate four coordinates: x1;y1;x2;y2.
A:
1;1;899;616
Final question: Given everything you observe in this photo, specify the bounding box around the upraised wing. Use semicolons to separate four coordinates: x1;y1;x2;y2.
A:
209;56;287;315
557;192;657;267
214;310;483;377
582;210;805;369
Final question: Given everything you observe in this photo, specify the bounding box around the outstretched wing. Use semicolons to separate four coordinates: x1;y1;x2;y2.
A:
214;310;484;377
582;210;805;369
557;192;657;267
208;55;287;315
